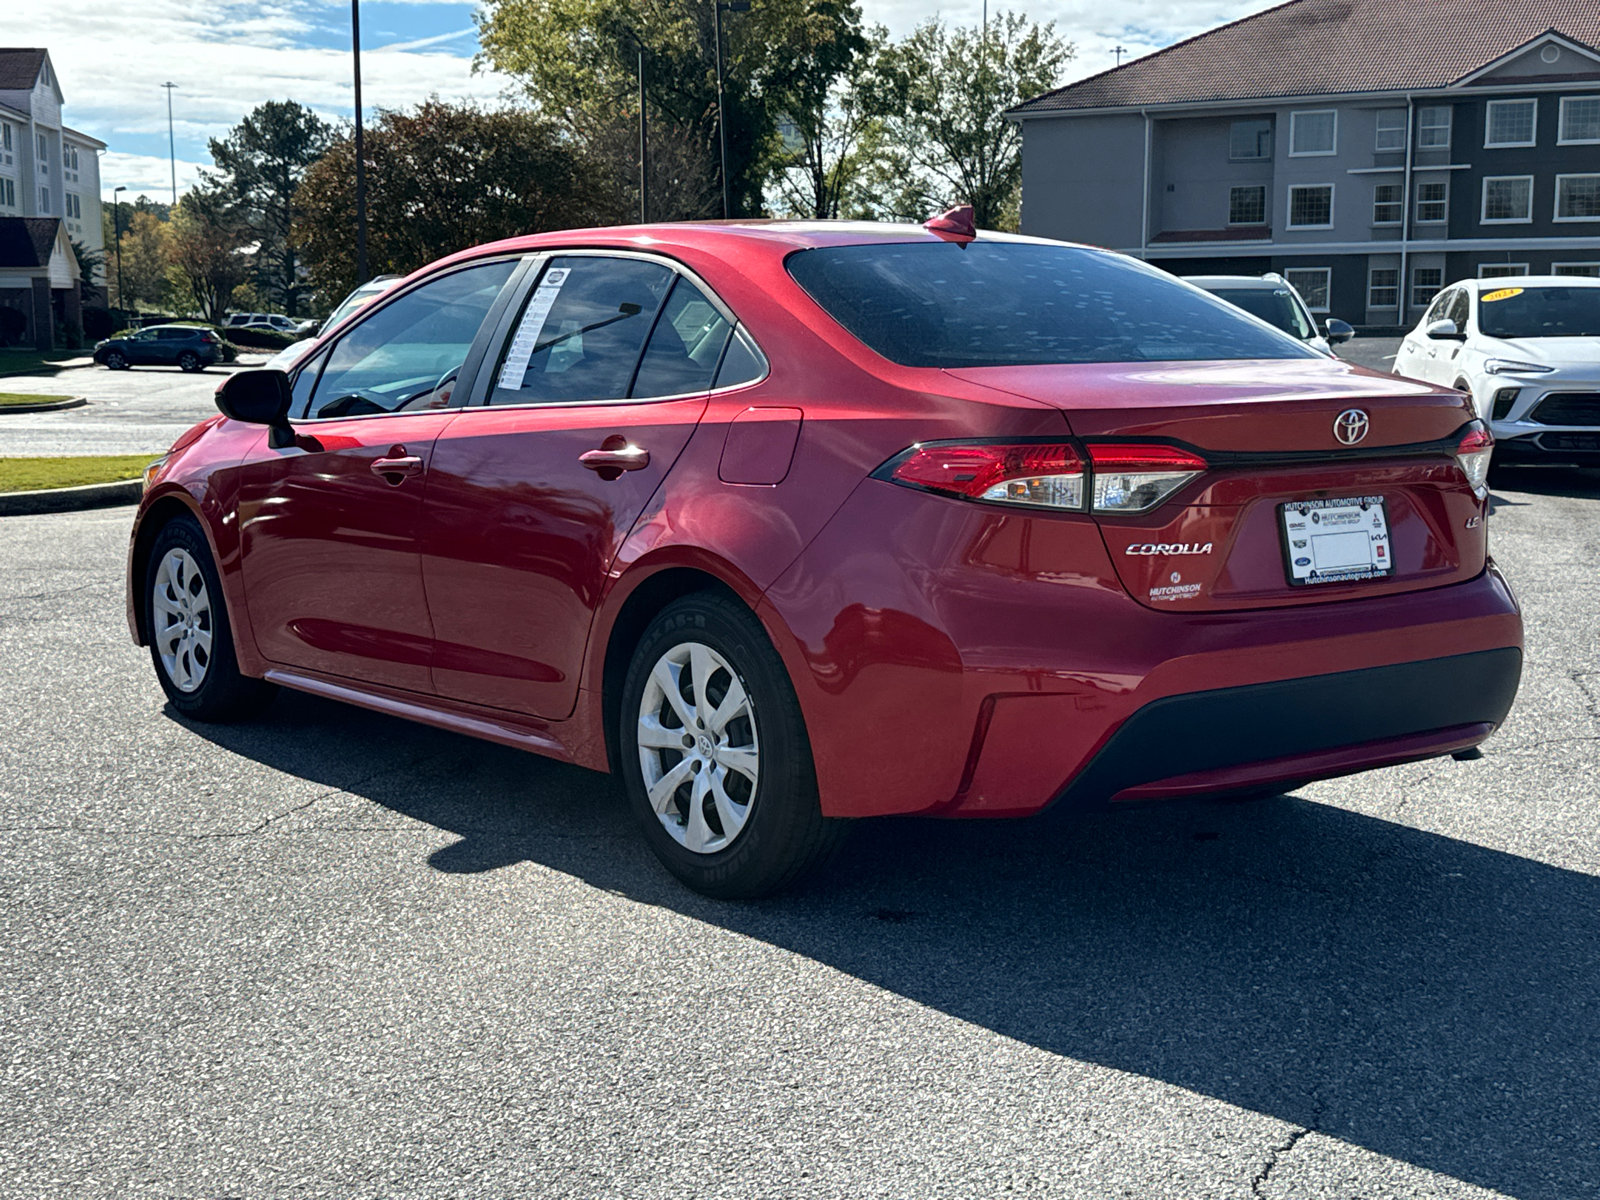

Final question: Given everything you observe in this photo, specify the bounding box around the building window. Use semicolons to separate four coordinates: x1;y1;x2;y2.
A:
1485;99;1537;147
1558;97;1600;145
1229;185;1266;225
1285;268;1331;312
1477;263;1529;278
40;185;50;212
1368;268;1399;308
1412;267;1443;308
1417;105;1452;149
1553;262;1600;278
1555;174;1600;221
1229;118;1272;160
0;178;14;208
1482;176;1534;223
1415;180;1448;223
1287;184;1334;228
1289;109;1337;155
1375;109;1407;151
36;134;47;163
1372;183;1403;225
1;123;10;152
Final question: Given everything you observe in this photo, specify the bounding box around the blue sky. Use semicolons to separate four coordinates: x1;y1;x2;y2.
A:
9;0;1279;202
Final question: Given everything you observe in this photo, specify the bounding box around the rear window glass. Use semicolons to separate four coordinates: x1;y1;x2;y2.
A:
786;242;1316;367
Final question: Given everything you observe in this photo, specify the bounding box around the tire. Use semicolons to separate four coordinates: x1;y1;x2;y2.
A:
146;516;277;722
178;351;202;372
104;350;128;370
619;592;846;898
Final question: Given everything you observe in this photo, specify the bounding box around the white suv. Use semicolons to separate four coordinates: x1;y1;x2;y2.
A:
1183;273;1354;356
1392;277;1600;469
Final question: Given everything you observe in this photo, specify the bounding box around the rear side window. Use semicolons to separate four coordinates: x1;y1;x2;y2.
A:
630;278;733;398
786;242;1317;367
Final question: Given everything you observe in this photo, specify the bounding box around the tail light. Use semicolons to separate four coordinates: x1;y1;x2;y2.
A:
1456;423;1493;497
1087;444;1208;513
881;442;1084;510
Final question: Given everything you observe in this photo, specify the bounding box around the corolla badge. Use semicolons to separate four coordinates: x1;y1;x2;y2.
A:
1334;408;1370;445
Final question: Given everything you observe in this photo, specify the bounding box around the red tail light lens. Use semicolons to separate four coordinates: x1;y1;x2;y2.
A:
1456;423;1493;496
885;442;1085;510
1087;444;1207;513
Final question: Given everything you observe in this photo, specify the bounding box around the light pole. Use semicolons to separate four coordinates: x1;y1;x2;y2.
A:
714;0;750;220
160;83;178;207
352;0;369;283
112;185;126;321
638;36;649;224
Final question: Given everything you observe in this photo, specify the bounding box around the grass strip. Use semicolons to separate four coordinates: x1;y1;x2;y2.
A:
0;455;154;494
0;349;83;376
0;392;74;407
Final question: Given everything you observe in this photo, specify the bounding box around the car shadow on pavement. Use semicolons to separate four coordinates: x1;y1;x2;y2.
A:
1491;465;1600;501
182;690;1600;1200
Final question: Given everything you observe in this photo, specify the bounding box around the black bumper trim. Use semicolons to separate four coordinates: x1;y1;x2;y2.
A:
1053;648;1523;807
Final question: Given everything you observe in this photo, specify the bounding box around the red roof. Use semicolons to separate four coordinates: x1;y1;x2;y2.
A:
1011;0;1600;114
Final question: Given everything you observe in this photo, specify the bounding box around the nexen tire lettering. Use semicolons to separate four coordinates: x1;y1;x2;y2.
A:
1124;543;1215;555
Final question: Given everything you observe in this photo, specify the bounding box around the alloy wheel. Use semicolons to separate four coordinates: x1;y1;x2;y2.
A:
637;641;760;854
151;547;213;692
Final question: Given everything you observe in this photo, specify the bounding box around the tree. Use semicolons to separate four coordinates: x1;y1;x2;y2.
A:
208;101;331;316
114;210;173;312
293;100;609;303
869;13;1071;229
767;23;885;219
475;0;865;218
167;186;251;324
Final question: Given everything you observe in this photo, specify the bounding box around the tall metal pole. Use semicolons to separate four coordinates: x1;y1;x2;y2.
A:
638;41;649;224
352;0;369;284
715;2;729;220
112;185;126;319
160;83;177;206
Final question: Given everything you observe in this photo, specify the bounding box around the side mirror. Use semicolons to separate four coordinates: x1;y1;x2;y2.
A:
1425;318;1464;341
215;369;294;448
1323;317;1354;345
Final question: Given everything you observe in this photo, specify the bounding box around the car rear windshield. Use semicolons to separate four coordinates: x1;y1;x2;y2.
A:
785;242;1317;367
1478;286;1600;338
1203;287;1315;341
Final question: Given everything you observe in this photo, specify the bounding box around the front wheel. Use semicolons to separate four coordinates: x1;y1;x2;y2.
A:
620;593;846;898
146;517;277;721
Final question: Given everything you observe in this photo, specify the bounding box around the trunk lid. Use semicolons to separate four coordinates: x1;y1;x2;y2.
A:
944;360;1487;612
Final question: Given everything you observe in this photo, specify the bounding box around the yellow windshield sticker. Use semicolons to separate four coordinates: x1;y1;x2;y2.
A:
1481;287;1524;303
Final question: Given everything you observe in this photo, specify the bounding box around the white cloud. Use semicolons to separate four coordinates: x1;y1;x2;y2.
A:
100;151;212;201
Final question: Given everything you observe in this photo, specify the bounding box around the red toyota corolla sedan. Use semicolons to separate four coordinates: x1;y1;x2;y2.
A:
127;218;1523;896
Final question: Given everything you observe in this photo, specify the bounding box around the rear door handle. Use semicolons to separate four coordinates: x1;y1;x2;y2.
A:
579;440;650;480
371;455;424;482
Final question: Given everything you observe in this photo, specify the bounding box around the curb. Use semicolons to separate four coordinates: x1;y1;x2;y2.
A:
0;478;142;516
0;396;88;414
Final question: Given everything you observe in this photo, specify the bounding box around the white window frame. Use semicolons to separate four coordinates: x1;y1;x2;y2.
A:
1554;173;1600;222
1484;99;1538;148
36;133;47;163
1286;183;1335;229
1417;105;1453;149
0;177;13;208
1414;179;1449;224
1481;175;1534;224
1553;262;1600;277
1412;267;1444;309
1477;263;1529;278
1227;184;1267;226
1557;96;1600;146
1289;109;1338;156
1367;267;1399;308
1372;182;1403;226
1375;109;1407;152
1284;267;1332;313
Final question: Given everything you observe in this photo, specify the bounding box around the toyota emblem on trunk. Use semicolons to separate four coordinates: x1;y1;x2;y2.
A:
1334;409;1370;445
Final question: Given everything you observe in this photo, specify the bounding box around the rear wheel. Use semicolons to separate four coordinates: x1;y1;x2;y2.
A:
104;350;128;370
620;593;846;898
146;517;277;721
178;351;202;372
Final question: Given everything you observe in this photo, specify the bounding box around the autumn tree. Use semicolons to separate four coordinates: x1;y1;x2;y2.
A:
166;186;251;324
292;100;609;303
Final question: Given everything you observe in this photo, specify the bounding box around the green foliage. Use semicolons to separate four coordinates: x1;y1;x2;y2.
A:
292;100;610;302
166;187;253;325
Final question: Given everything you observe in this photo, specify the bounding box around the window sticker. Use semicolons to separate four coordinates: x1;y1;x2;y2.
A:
1481;287;1524;303
498;267;572;389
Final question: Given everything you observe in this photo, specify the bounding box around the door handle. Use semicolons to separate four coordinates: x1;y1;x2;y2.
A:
371;455;424;483
579;439;650;481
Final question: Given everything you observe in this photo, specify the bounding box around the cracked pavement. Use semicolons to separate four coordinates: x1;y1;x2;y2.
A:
1;464;1597;1199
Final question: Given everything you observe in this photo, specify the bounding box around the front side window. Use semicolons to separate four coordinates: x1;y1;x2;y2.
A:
490;256;675;405
1422;287;1455;325
1375;109;1407;151
1478;264;1529;279
1229;118;1272;160
1414;268;1444;310
1485;99;1537;147
1477;285;1600;338
1287;184;1333;228
1284;268;1331;313
1368;268;1399;308
1415;180;1448;223
1418;106;1452;149
1289;109;1337;155
1447;288;1471;332
785;242;1317;368
1560;97;1600;145
1372;183;1403;225
1482;176;1534;223
1555;174;1600;221
1228;185;1266;225
302;258;517;420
